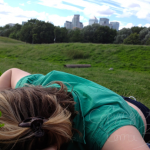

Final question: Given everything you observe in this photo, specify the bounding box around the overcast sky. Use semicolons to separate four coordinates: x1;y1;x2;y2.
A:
0;0;150;29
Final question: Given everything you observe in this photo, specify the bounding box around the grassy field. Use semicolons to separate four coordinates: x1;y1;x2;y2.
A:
0;36;150;107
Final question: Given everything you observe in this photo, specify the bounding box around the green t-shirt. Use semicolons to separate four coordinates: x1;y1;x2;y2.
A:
15;70;145;150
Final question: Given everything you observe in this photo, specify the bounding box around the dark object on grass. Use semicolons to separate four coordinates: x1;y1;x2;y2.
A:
64;64;91;68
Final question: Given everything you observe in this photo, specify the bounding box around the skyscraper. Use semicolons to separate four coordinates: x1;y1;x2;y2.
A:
64;21;72;30
89;16;98;25
80;22;83;29
110;22;119;31
72;15;80;28
64;15;83;30
22;21;27;25
8;23;15;27
99;18;109;27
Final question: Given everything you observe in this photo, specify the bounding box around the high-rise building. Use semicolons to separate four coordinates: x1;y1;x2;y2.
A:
22;21;27;25
99;18;109;27
64;14;83;30
110;22;119;31
80;22;83;29
72;15;80;28
89;16;98;25
8;23;15;27
64;21;72;30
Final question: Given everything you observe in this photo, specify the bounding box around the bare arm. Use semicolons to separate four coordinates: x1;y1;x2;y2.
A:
0;68;31;91
102;126;149;150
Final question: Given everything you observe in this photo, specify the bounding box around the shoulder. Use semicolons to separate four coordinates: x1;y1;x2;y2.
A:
102;125;149;150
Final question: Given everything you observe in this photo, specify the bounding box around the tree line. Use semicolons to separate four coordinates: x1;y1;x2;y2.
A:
0;19;150;45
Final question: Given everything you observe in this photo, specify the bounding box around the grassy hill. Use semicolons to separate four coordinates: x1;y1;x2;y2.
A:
0;36;150;107
0;36;25;44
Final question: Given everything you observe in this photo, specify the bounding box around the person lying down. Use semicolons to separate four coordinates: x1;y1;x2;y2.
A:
0;68;150;150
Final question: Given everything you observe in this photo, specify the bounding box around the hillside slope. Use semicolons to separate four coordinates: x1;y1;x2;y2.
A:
0;37;150;106
0;36;25;44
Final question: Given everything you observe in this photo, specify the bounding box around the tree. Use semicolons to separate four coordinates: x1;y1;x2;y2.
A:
19;19;54;43
142;32;150;45
131;26;145;34
81;25;98;43
123;33;141;45
93;26;117;43
114;28;132;44
139;28;149;44
146;38;150;45
19;22;34;43
54;27;68;43
68;28;82;42
9;32;17;39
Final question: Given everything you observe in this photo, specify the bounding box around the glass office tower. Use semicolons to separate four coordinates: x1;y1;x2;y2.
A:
89;16;98;25
99;18;110;27
72;15;80;28
64;21;72;29
110;22;119;31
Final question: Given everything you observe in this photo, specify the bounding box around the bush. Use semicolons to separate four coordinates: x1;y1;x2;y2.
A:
66;49;90;59
146;38;150;45
142;32;150;45
139;28;149;42
9;32;16;39
114;28;132;44
123;33;141;45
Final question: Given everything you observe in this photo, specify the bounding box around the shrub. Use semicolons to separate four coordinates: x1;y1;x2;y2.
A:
146;38;150;45
139;28;149;43
123;33;141;45
142;32;150;45
114;28;132;44
66;49;90;59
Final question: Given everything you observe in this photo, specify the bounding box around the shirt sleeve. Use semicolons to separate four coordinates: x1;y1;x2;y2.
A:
15;74;45;88
84;104;145;150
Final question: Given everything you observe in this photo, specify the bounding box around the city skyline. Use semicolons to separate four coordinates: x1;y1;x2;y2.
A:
65;15;119;31
89;17;119;31
0;0;150;29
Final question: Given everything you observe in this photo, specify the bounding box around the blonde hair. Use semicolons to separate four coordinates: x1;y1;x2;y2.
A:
0;81;77;150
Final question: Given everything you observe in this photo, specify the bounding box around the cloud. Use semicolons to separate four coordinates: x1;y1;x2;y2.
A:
119;22;150;30
27;1;31;4
138;24;142;27
0;2;42;26
83;22;89;27
0;0;4;5
16;15;29;18
38;0;115;17
108;0;150;21
35;0;150;21
47;14;74;27
144;23;150;28
0;0;88;27
119;23;134;30
116;9;133;18
128;3;140;8
84;5;115;17
19;3;24;6
38;0;82;12
0;11;10;15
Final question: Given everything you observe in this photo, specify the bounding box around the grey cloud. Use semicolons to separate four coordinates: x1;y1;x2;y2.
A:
97;10;115;15
15;15;29;18
128;3;140;8
0;3;4;5
0;11;10;15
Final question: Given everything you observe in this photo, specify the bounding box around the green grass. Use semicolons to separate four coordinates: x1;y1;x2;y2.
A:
0;36;150;107
0;36;25;44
